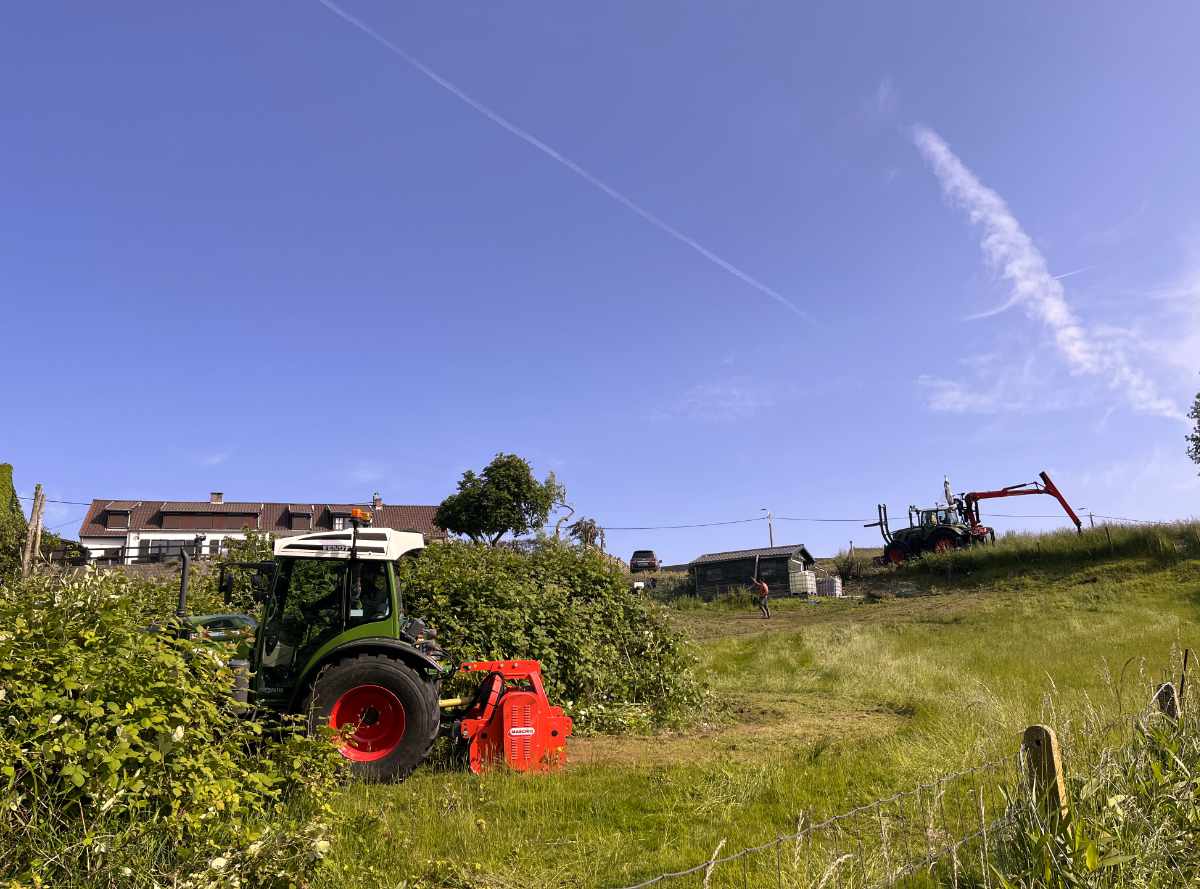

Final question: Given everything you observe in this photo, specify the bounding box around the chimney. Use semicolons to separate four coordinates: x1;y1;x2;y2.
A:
372;491;383;510
210;492;224;505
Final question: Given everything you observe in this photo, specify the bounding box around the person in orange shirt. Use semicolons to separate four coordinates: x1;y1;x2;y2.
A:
752;574;770;619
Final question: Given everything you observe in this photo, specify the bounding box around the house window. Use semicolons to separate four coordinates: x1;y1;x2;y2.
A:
333;517;345;531
291;514;311;531
107;512;129;530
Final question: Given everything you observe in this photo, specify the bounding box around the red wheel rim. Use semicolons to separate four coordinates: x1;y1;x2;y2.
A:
933;538;953;554
330;684;407;762
887;547;905;565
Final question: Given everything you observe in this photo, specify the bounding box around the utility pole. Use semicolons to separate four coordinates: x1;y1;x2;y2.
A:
761;508;774;547
20;484;45;578
32;490;45;568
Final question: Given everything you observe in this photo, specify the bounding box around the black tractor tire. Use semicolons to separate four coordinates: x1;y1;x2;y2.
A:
884;543;908;565
928;533;960;555
307;654;440;782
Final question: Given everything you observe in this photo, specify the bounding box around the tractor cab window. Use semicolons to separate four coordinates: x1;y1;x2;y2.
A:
259;558;346;688
347;560;391;626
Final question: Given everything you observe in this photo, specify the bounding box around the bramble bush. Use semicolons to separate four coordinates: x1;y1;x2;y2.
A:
0;569;345;888
397;541;705;732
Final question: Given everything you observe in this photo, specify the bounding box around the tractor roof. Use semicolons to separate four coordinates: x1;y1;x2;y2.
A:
273;527;425;561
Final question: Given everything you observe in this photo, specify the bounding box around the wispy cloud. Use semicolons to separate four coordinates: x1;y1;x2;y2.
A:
912;126;1184;421
918;353;1079;415
199;449;233;466
347;461;387;484
658;379;774;422
875;76;897;115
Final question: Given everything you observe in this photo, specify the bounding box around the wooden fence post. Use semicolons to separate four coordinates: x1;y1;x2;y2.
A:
1022;725;1068;821
1154;682;1180;719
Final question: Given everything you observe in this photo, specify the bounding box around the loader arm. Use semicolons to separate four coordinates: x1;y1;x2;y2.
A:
963;471;1082;533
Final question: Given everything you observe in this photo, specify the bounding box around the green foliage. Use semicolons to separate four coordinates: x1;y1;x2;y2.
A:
0;463;27;579
0;569;345;887
831;547;872;580
1189;388;1200;471
435;454;565;545
991;711;1200;887
396;540;705;731
567;516;604;550
222;528;275;563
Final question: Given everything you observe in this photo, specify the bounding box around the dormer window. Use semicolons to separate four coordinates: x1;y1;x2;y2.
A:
290;506;312;531
106;512;129;530
333;516;345;531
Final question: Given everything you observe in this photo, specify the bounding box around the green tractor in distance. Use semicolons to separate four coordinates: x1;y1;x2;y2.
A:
866;471;1082;564
184;510;445;781
866;501;988;565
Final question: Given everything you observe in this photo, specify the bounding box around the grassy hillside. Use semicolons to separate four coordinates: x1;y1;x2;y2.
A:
318;523;1200;888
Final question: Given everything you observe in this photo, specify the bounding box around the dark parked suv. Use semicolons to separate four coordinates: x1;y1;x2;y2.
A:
629;550;661;573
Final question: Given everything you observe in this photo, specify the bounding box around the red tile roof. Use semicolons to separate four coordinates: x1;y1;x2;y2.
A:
79;499;445;541
161;501;262;513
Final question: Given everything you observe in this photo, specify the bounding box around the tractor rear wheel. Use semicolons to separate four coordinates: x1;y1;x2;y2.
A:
308;654;440;782
930;535;957;554
884;543;908;565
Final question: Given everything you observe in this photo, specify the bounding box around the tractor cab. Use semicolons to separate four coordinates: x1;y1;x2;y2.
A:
246;522;432;709
911;505;965;529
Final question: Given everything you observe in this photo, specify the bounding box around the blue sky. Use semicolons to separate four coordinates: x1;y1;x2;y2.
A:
3;2;1198;562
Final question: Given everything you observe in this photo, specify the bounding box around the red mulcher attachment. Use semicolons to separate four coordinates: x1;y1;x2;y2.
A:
457;660;572;774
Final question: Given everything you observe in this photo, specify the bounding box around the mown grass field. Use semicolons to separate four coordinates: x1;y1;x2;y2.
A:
320;525;1200;888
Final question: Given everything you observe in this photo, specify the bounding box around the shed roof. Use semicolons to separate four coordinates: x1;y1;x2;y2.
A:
690;544;815;567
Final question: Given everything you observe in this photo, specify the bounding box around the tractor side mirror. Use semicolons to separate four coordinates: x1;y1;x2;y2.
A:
250;573;271;604
218;569;235;606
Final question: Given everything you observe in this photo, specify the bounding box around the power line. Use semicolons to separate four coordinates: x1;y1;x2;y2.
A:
44;514;89;532
775;515;866;523
17;494;93;506
311;0;809;321
1091;513;1174;526
599;517;766;531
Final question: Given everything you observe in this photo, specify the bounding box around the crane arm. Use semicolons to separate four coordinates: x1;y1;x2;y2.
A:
962;471;1082;533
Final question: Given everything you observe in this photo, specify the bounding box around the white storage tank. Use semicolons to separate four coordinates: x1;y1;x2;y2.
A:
816;575;844;598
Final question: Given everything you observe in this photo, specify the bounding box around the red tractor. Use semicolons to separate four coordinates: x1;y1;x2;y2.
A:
867;471;1081;564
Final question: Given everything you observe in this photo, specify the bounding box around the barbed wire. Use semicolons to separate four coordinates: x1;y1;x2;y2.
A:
614;756;1014;888
614;695;1167;889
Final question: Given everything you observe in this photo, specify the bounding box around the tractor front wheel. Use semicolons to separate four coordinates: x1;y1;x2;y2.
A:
308;654;440;782
884;543;908;565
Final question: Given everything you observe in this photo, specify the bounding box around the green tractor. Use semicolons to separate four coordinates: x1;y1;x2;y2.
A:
866;501;989;565
866;471;1082;564
181;510;445;780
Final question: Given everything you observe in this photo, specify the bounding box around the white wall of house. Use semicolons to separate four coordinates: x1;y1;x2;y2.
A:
81;530;256;563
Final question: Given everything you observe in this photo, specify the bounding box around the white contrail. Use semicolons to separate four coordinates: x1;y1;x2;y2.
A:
965;265;1092;319
913;125;1182;420
1052;265;1093;281
314;0;808;320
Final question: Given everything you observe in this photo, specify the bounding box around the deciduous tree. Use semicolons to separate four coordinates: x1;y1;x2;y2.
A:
436;454;565;546
1188;390;1200;472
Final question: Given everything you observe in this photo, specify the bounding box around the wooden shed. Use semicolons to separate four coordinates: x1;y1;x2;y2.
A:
689;544;816;600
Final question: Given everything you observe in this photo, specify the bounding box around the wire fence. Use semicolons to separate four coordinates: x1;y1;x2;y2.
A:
611;703;1155;889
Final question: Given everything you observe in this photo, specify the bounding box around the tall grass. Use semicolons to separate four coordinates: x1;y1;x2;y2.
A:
321;537;1200;887
904;521;1200;581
